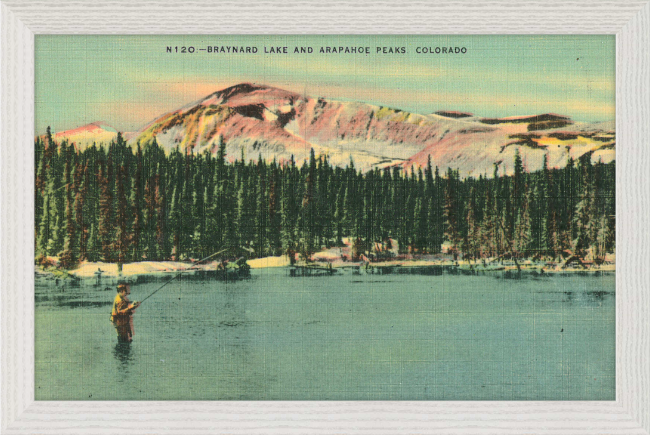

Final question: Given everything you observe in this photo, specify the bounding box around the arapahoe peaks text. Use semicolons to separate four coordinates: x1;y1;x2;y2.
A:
166;46;468;55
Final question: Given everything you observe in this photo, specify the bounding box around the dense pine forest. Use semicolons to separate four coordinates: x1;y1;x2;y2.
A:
34;127;615;268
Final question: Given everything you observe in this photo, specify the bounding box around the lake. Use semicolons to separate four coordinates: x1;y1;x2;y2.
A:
35;269;615;400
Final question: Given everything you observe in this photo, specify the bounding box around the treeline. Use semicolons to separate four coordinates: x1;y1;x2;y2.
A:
35;127;615;268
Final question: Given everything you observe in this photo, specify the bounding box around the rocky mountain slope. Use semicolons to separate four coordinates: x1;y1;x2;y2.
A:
51;83;616;177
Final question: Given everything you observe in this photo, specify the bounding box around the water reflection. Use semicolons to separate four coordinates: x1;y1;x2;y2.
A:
559;290;612;306
35;287;113;309
113;340;133;371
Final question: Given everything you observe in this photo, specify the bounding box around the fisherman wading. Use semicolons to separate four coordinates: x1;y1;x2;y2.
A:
109;250;226;344
110;283;140;342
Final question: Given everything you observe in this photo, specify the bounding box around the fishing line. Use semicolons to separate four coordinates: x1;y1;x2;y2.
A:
138;249;228;304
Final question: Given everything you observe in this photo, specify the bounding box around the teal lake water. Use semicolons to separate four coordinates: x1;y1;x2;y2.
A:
35;269;615;400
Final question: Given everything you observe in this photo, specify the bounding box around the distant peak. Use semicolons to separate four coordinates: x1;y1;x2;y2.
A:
54;121;117;137
194;83;303;112
202;82;296;102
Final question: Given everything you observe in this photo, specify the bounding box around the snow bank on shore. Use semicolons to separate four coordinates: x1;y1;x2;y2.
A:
247;256;290;269
70;261;216;278
69;256;290;277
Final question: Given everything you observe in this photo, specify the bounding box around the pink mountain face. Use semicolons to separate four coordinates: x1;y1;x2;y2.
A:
53;122;115;138
45;84;616;177
47;122;119;152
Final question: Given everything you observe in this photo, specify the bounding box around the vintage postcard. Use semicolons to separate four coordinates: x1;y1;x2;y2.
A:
34;35;615;400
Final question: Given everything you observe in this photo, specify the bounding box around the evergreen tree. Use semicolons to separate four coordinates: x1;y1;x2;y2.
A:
403;171;416;253
36;177;58;260
152;170;166;260
482;164;503;257
280;156;298;257
130;143;144;261
268;162;282;255
34;136;45;246
414;168;428;252
513;183;532;257
255;156;268;257
210;165;226;250
379;167;394;241
74;160;89;261
423;156;435;252
234;165;250;249
528;176;547;256
114;163;130;267
191;167;206;257
443;168;461;258
541;154;558;257
463;187;480;259
513;148;525;218
97;158;114;261
59;153;77;268
87;223;98;261
572;157;595;257
559;156;576;250
333;181;346;245
431;166;444;252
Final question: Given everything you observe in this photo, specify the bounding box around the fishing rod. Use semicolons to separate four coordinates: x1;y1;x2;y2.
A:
138;249;228;305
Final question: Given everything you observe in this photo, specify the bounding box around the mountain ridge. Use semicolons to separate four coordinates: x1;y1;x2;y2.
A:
44;83;615;177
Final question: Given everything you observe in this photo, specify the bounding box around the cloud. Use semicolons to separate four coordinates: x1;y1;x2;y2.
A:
89;62;614;131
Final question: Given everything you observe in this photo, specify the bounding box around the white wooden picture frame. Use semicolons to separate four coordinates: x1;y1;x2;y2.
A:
1;1;649;433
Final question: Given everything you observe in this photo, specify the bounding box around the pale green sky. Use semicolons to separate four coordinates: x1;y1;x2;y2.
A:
35;35;615;134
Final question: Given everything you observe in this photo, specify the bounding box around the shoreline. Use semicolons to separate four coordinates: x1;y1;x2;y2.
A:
35;255;616;284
